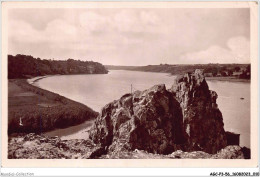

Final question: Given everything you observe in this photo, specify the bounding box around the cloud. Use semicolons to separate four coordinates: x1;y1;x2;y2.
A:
140;11;159;25
179;36;250;64
79;12;109;32
8;20;44;43
113;10;161;33
8;8;250;65
9;19;78;44
78;10;161;34
46;19;77;36
227;36;250;60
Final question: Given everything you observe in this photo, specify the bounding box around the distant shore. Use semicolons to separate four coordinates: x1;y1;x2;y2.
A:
205;76;250;82
107;69;251;83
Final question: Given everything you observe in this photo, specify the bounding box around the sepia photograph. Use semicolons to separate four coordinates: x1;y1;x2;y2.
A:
1;1;258;170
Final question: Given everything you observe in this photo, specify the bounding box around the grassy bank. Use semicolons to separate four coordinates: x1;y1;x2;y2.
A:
8;79;98;135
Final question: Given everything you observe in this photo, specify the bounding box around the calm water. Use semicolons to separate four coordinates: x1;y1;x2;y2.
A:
33;70;250;148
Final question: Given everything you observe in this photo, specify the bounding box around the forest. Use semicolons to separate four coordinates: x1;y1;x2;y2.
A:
8;54;108;79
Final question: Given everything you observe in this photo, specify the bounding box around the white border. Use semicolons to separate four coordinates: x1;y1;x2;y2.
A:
1;1;259;169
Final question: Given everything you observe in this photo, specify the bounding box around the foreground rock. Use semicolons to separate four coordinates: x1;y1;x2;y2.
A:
8;133;248;159
89;69;227;156
8;133;99;159
101;145;248;159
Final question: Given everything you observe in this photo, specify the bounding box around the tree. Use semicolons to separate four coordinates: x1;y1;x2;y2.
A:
234;66;240;72
246;65;250;72
221;71;227;76
227;69;233;76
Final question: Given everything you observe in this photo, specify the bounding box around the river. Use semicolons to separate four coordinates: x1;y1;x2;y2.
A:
30;70;250;148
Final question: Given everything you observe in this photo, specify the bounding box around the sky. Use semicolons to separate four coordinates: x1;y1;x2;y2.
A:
8;8;250;65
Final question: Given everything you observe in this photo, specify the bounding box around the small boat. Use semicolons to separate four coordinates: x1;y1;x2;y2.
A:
240;97;244;100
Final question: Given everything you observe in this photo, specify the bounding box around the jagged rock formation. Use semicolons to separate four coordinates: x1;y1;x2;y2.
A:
8;133;248;159
89;69;227;156
89;84;185;155
170;70;227;153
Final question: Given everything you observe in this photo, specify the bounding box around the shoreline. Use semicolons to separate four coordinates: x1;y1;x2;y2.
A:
108;69;251;83
27;75;51;85
44;119;95;140
205;76;250;82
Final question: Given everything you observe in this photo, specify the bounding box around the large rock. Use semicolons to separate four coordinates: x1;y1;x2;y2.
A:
89;84;185;155
170;70;227;153
89;69;227;156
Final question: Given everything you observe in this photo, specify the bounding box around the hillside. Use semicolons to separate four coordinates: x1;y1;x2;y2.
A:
107;63;250;79
8;54;108;79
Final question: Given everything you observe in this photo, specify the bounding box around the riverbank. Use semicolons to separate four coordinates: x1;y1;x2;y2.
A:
27;75;51;85
107;69;250;83
205;76;250;82
44;119;94;140
8;79;98;135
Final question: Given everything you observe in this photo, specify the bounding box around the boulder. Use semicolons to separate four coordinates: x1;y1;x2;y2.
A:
226;131;240;146
8;133;97;159
89;69;227;155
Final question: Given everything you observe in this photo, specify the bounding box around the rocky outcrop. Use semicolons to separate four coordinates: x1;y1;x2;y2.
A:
8;133;98;159
89;84;185;155
101;145;247;159
170;70;227;153
8;133;248;159
89;69;227;156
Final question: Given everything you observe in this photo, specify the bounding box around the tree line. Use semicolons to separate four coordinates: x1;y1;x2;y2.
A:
8;54;108;79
